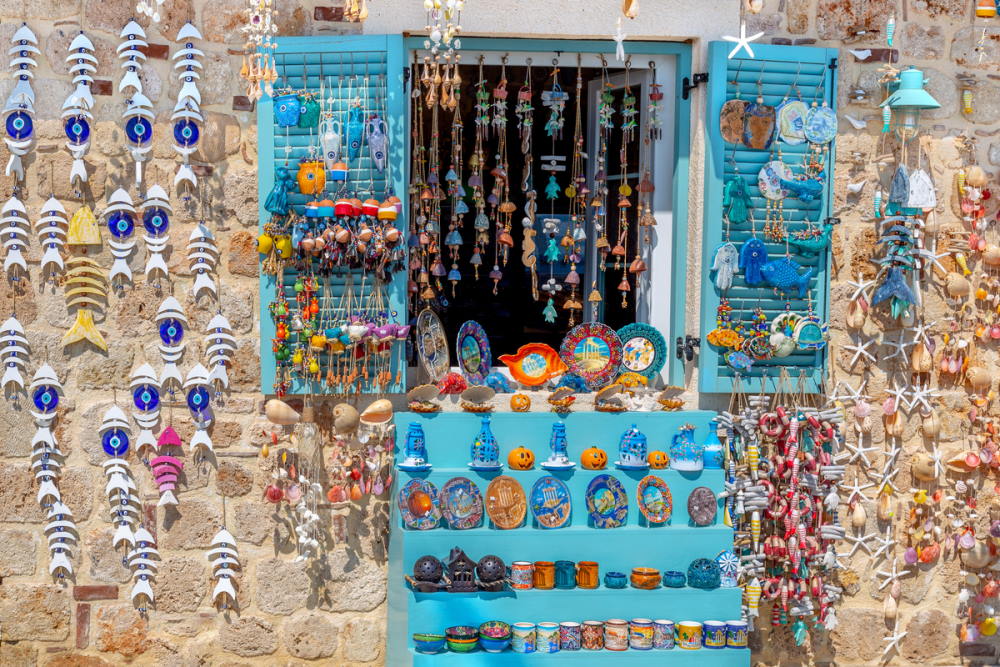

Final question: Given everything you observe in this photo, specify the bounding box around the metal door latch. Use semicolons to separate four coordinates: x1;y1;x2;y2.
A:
675;335;700;361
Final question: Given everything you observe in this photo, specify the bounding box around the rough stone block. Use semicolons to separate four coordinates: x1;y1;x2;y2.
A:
84;530;131;584
256;557;310;615
283;612;339;659
218;616;278;657
901;609;950;662
0;584;70;640
233;501;273;545
0;529;38;575
0;463;93;523
216;461;254;496
156;557;207;612
342;617;384;663
93;604;149;658
158;499;223;549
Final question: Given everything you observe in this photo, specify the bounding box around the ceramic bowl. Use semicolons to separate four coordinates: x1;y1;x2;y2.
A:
631;567;661;589
478;635;512;653
446;637;479;653
412;633;446;653
663;570;686;588
446;625;479;639
479;621;512;639
604;571;627;589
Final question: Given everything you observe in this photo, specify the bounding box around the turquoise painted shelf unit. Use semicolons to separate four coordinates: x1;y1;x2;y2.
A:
387;411;748;666
698;41;839;394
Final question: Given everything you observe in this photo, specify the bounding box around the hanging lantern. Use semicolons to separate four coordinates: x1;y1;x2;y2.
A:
879;68;941;139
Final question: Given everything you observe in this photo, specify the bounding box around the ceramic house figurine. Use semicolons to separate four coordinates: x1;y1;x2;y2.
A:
468;415;502;471
615;424;650;470
702;419;724;469
670;423;704;472
446;547;478;593
399;422;432;471
541;421;575;470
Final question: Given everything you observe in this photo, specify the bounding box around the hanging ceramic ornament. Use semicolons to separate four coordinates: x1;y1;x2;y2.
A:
366;114;388;173
188;222;218;298
62;31;96;188
155;297;188;392
171;23;203;191
184;363;214;455
207;528;240;610
45;501;77;579
103;188;137;288
100;405;138;549
1;316;28;398
63;205;107;351
1;196;29;281
129;363;161;459
711;242;739;290
150;427;184;506
127;527;159;611
4;24;39;183
118;21;153;185
36;197;67;281
205;313;235;391
140;185;171;287
30;364;70;576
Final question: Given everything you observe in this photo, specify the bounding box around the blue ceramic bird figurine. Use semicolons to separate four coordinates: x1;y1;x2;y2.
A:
779;176;824;202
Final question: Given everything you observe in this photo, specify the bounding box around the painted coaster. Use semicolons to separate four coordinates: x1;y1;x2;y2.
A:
637;475;673;524
742;101;776;151
456;320;491;384
776;98;808;145
616;323;667;379
804;104;837;144
439;477;484;530
719;98;749;144
415;308;450;383
757;160;792;201
687;486;718;526
585;474;628;529
485;475;527;530
529;475;572;529
398;478;441;530
559;323;623;391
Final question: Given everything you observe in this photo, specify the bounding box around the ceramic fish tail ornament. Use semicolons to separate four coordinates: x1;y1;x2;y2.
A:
128;528;159;611
103;188;137;288
155;297;188;392
1;316;28;397
4;24;38;183
129;363;161;459
36;198;67;281
205;313;236;390
1;196;29;280
118;21;153;185
207;529;241;610
184;364;214;455
63;205;108;351
100;405;138;549
141;185;171;287
188;223;218;298
171;23;203;191
62;31;96;187
151;426;184;506
760;256;814;297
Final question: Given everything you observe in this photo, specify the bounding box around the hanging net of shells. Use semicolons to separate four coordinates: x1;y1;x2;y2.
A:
240;0;280;101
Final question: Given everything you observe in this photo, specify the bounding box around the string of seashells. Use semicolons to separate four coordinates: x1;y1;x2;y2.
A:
423;0;465;57
239;0;279;100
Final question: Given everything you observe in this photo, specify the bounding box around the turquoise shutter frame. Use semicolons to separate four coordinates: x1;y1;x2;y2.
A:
699;41;838;394
257;35;408;395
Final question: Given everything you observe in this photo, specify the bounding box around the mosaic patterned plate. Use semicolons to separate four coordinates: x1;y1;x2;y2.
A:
485;475;527;530
637;475;673;524
529;475;572;529
397;479;441;530
456;320;491;384
585;474;628;529
439;476;483;530
804;104;837;144
776;98;808;145
758;160;793;201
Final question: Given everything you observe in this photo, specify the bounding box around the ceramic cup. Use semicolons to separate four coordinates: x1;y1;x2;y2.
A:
663;570;686;588
653;619;675;649
510;561;534;590
576;561;599;589
604;619;629;651
554;560;577;589
604;571;627;589
676;621;703;650
703;621;727;649
511;622;536;653
629;618;654;650
533;561;555;590
726;620;749;648
582;621;604;650
560;622;582;651
536;622;561;653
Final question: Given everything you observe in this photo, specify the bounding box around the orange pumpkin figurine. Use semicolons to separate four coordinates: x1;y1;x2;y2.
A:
581;446;608;470
508;446;535;470
510;393;531;412
647;450;669;469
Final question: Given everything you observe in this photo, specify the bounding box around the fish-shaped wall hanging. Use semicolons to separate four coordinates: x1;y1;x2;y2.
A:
184;363;214;455
140;185;171;287
205;313;235;390
62;31;96;188
100;405;138;548
1;316;28;398
103;188;137;287
155;296;187;392
788;221;835;254
63;205;107;351
171;23;203;191
366;115;388;173
118;21;153;185
208;528;240;610
128;527;159;611
36;197;67;281
760;256;815;297
129;363;161;459
188;222;218;298
4;24;38;183
1;196;29;281
150;427;184;506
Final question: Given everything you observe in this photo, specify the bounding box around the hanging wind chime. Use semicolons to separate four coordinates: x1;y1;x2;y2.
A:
206;313;236;392
188;221;219;299
208;528;241;609
103;188;137;290
141;185;172;288
36;197;68;283
155;296;188;393
4;24;38;185
100;405;140;550
118;20;154;185
1;314;28;399
129;363;161;460
184;363;215;457
1;196;29;282
62;31;96;191
171;23;204;192
239;0;278;100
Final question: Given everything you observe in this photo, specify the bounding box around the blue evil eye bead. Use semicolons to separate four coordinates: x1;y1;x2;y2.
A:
125;117;152;144
186;386;210;414
108;211;135;239
32;385;59;413
132;383;159;412
102;428;130;456
173;119;199;146
143;207;170;235
159;317;184;345
6;111;32;140
64;116;90;144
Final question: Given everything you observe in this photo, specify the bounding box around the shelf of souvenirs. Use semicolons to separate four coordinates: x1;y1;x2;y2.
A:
408;646;749;664
408;586;744;602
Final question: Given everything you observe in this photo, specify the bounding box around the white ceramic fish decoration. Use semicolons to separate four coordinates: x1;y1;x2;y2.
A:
1;316;29;397
62;31;96;187
4;24;39;182
206;313;236;390
129;363;161;459
184;363;214;454
46;501;77;579
155;297;188;392
36;197;67;280
128;527;159;609
0;196;29;281
188;223;218;298
207;528;240;609
140;185;172;287
103;188;137;287
101;405;138;549
171;23;204;190
118;21;153;185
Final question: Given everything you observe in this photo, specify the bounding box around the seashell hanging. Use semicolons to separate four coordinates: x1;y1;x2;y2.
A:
150;427;184;506
1;315;28;398
118;21;153;185
1;196;29;281
101;405;139;549
36;197;67;281
127;527;159;611
62;31;96;188
103;188;137;288
184;363;214;455
155;297;187;392
4;24;39;183
140;185;172;287
207;528;240;609
171;23;203;191
63;205;107;351
129;363;161;458
135;0;166;23
188;223;218;298
205;313;236;391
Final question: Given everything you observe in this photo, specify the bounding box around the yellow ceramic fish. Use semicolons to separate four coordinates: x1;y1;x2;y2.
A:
63;206;107;351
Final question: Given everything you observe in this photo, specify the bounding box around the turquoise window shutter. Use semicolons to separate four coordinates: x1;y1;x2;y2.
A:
257;35;408;395
699;41;838;394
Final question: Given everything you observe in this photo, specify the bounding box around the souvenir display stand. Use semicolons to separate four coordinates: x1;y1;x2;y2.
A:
387;411;746;665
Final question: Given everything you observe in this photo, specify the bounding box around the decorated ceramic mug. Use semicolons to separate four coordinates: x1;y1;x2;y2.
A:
560;622;582;651
653;619;675;649
533;561;555;589
629;618;654;650
536;622;561;653
511;622;536;653
510;561;534;590
582;621;604;650
676;621;703;650
604;619;629;651
726;620;749;648
703;620;727;649
576;561;599;588
554;560;577;589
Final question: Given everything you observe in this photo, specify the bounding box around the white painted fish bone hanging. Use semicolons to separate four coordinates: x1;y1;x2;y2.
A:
184;363;214;454
1;196;30;281
4;24;39;182
171;23;204;190
36;197;67;281
151;426;184;506
155;296;187;392
62;31;96;188
206;313;236;390
141;185;172;287
103;188;137;287
188;222;218;298
101;405;139;549
129;363;161;459
118;21;153;185
1;316;29;397
128;527;159;609
208;528;240;609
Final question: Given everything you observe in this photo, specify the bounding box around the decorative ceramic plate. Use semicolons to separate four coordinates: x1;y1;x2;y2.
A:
757;160;792;201
439;477;483;530
529;475;572;529
456;320;491;384
636;475;673;524
616;323;667;379
498;343;567;386
559;323;623;390
804;104;837;144
398;479;441;530
776;99;808;145
485;475;527;530
415;308;450;383
687;486;718;526
585;474;628;528
742;101;776;151
719;98;749;144
716;549;740;587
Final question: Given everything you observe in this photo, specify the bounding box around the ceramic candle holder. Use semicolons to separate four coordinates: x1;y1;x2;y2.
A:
663;570;686;588
604;571;627;589
630;567;661;589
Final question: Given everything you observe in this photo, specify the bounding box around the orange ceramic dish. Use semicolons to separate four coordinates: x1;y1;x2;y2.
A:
630;567;661;589
499;343;567;387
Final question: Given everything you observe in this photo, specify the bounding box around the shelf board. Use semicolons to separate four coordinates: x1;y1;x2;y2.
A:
407;646;750;666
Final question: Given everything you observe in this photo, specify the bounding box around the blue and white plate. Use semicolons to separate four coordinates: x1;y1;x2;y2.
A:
529;475;572;529
804;104;837;144
585;474;628;529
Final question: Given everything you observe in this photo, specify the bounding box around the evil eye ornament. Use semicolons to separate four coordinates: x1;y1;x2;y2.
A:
107;211;135;239
186;385;210;415
173;119;199;147
32;385;59;413
159;317;185;345
102;428;130;456
64;116;90;145
273;94;301;128
6;111;33;140
125;116;152;144
143;207;170;235
132;383;159;412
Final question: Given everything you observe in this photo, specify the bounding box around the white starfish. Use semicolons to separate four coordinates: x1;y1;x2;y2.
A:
841;530;878;558
914;248;949;276
929;444;944;478
911;320;937;347
882;627;907;660
875;557;911;591
847;274;875;302
840;474;876;502
871;446;901;494
884;333;913;363
886;381;911;414
844;333;877;367
829;378;870;405
871;524;897;562
908;382;941;413
838;438;880;468
722;20;764;59
613;17;627;63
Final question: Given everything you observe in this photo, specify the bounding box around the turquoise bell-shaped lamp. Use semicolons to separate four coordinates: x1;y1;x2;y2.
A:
879;67;940;139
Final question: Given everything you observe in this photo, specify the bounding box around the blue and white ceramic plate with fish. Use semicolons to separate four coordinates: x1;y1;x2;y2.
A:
585;474;628;528
757;160;792;200
530;475;572;529
439;477;484;530
398;479;441;531
637;475;673;524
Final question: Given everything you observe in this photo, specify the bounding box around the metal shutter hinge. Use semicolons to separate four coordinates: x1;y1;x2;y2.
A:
681;73;709;100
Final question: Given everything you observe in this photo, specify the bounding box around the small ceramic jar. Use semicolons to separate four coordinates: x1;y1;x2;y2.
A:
653;620;675;649
511;623;536;653
559;622;581;651
703;621;727;649
536;622;560;653
663;570;686;588
604;571;627;589
555;560;577;589
631;567;661;589
533;561;555;589
581;621;604;650
726;620;748;648
629;618;654;650
604;619;629;651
